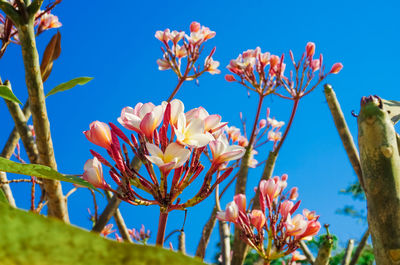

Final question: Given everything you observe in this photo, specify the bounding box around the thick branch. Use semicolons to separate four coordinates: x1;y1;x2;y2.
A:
178;231;186;254
324;84;364;190
314;236;333;265
195;205;218;259
17;18;68;221
219;220;231;265
349;229;369;265
300;240;315;264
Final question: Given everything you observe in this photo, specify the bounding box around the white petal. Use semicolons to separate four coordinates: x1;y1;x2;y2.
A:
145;155;165;167
139;102;155;118
146;143;163;157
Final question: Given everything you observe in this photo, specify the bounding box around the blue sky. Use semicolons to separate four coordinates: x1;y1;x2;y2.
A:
1;0;399;262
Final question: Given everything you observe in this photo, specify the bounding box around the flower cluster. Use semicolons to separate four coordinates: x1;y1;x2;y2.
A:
155;21;219;79
129;224;151;243
83;99;245;212
225;42;343;99
217;174;320;262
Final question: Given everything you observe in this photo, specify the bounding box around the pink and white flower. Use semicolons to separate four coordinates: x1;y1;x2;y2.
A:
209;135;245;165
162;99;184;126
118;102;163;139
175;112;214;147
83;157;108;189
37;13;62;34
217;201;239;223
83;121;112;149
285;214;308;236
145;142;191;174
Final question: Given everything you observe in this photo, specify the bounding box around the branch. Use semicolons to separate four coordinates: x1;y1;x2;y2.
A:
17;16;68;222
342;239;354;265
314;235;333;265
219;220;231;265
178;231;186;254
349;229;369;265
195;206;218;259
106;190;132;243
0;0;20;25
3;81;39;163
323;84;364;190
27;0;43;17
0;99;31;207
300;240;315;264
92;156;142;233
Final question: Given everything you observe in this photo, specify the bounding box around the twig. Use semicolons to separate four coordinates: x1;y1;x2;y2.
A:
324;84;364;190
0;178;42;185
90;189;98;222
342;239;354;265
349;229;369;265
300;240;315;264
92;156;141;234
16;5;69;222
106;190;132;243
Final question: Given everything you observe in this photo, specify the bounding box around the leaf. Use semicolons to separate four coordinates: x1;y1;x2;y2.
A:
0;157;98;191
0;85;22;104
381;99;400;125
0;189;8;204
40;31;61;82
0;203;206;265
46;77;93;97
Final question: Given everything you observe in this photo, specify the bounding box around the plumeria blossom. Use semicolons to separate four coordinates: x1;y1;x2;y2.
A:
205;56;220;74
185;21;216;44
84;121;112;149
129;224;151;243
175;113;214;147
145;142;191;174
209;135;245;167
218;175;320;262
37;13;62;34
267;117;285;128
161;99;184;126
101;224;116;237
118;102;163;139
84;99;240;232
83;157;108;189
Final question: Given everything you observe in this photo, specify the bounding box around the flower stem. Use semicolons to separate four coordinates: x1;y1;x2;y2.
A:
274;98;299;154
156;210;169;246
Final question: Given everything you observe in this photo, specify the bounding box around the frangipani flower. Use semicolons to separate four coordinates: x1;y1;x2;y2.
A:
37;13;62;34
101;224;116;237
298;220;321;240
217;201;239;223
267;117;285;128
118;102;163;139
83;157;108;189
209;135;245;166
175;113;214;147
83;121;112;149
260;178;281;202
162;99;184;126
250;210;266;231
185;107;225;133
145;142;191;174
291;251;306;261
285;214;308;236
205;56;220;74
185;21;216;44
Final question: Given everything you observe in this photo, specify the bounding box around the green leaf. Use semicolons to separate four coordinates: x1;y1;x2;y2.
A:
46;77;93;97
0;203;206;265
0;157;97;191
0;189;8;204
0;85;22;104
382;99;400;125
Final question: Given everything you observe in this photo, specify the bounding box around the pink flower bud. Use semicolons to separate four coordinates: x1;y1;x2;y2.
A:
84;121;112;149
225;74;236;82
217;201;239;223
234;194;247;213
306;42;315;58
250;210;266;231
289;187;299;200
258;119;267;129
270;55;280;69
280;200;294;221
190;21;201;32
83;157;107;189
329;63;343;74
311;59;320;72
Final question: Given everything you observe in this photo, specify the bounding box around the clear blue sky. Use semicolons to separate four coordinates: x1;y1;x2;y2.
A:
1;0;399;262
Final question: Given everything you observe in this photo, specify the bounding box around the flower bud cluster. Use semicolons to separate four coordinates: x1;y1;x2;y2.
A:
217;174;320;261
225;42;342;99
83;99;245;213
155;22;219;80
